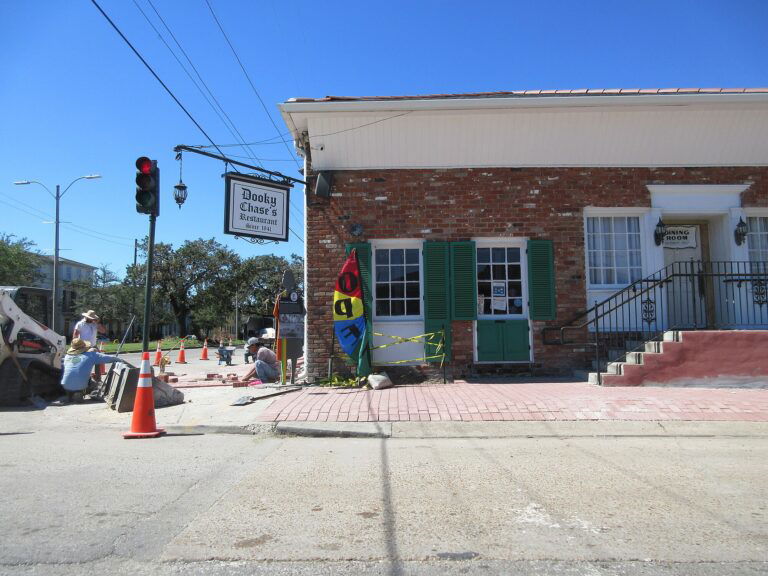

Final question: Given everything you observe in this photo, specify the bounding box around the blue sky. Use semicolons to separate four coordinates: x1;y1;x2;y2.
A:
1;0;766;278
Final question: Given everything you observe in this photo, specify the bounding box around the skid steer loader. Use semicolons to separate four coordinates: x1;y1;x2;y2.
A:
0;287;66;405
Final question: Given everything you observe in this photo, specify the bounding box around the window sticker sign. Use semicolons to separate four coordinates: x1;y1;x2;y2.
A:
224;172;291;242
664;225;697;249
492;281;507;312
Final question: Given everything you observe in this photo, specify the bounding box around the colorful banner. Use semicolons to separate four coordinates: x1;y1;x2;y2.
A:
333;249;370;376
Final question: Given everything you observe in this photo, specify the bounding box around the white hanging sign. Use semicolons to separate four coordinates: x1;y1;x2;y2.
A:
664;225;697;249
224;173;291;242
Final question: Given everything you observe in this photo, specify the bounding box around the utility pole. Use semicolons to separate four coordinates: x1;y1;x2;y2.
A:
142;215;156;351
13;175;101;335
134;157;160;352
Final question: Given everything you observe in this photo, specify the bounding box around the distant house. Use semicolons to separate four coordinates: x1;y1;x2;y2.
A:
280;88;768;384
36;256;96;336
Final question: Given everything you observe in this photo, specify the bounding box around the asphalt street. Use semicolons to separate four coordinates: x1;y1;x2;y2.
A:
0;419;766;575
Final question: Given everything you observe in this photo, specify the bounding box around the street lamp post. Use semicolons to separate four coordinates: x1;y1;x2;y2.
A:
13;175;101;335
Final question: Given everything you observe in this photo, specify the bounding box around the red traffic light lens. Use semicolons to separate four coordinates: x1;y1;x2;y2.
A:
136;157;152;174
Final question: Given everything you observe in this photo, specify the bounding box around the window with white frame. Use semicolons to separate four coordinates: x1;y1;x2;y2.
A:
586;216;642;286
374;246;421;318
477;246;524;316
747;217;768;262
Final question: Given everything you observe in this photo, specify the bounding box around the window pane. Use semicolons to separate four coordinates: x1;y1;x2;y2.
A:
391;283;405;298
603;268;615;284
376;301;390;316
629;251;641;267
508;283;522;297
406;300;420;315
405;265;419;281
376;266;389;282
509;299;523;314
390;249;404;264
601;252;614;267
601;233;614;251
587;217;598;233
477;248;490;263
477;264;491;280
478;282;491;297
616;269;629;284
590;268;601;284
391;265;404;281
406;283;419;298
587;233;597;250
507;247;520;262
376;284;389;299
405;249;419;264
507;265;521;280
614;234;627;251
588;251;599;267
627;217;640;233
391;300;405;316
492;248;506;262
600;217;613;233
614;217;627;234
628;234;641;250
375;250;389;264
615;251;628;267
492;265;506;280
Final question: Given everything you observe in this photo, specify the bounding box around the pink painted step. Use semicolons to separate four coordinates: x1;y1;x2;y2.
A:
602;330;768;386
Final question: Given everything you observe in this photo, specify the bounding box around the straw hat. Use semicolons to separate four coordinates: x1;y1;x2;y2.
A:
81;310;99;321
67;338;91;355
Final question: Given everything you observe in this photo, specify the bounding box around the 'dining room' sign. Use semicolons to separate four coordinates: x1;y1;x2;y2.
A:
664;225;697;249
224;172;291;242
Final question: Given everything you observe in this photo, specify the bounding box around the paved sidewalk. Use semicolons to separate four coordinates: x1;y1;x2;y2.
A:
261;381;768;423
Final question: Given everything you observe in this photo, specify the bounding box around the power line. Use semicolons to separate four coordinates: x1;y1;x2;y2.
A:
311;112;413;139
0;199;132;248
91;0;304;244
193;132;294;147
141;0;264;166
90;0;232;164
0;192;135;240
203;0;301;170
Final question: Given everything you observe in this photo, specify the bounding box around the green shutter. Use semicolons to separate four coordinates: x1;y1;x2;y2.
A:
477;319;530;362
346;243;372;370
502;319;530;361
527;239;556;321
423;241;451;362
476;320;503;362
450;241;477;321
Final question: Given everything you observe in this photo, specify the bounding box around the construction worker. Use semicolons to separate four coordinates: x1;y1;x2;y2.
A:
60;338;120;403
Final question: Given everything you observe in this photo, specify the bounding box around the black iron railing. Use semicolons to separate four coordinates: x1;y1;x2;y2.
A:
543;260;768;384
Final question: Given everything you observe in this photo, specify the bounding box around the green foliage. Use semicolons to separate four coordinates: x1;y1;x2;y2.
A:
0;234;44;286
315;373;365;388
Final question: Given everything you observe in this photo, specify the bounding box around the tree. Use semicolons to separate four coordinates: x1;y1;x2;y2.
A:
71;265;134;328
0;234;44;286
147;238;240;336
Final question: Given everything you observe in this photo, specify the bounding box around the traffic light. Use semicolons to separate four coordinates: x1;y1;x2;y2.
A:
135;156;160;216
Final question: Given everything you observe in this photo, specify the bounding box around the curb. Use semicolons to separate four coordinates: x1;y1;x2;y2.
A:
275;422;392;438
164;423;277;436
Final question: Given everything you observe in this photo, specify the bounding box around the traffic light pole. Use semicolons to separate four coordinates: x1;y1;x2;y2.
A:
142;213;156;353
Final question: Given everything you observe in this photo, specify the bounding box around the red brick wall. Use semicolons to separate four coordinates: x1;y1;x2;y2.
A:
305;166;768;380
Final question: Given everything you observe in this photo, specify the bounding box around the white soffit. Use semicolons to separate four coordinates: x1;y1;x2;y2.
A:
280;95;768;170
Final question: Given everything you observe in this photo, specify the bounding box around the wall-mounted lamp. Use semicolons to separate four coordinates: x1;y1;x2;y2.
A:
350;223;364;237
654;217;667;246
734;217;748;246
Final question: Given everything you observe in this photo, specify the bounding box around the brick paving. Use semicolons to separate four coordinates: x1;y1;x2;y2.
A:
260;381;768;423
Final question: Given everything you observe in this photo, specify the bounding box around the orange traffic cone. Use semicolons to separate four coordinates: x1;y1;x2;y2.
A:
123;352;165;439
200;339;209;360
176;340;187;364
152;341;162;367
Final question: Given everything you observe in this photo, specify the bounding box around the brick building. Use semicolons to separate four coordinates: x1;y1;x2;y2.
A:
279;89;768;382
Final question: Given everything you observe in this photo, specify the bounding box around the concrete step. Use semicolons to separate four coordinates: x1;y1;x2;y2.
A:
645;341;663;354
663;330;681;342
624;351;644;365
605;361;623;375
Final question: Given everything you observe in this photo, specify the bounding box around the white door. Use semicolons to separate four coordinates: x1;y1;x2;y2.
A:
663;224;704;328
